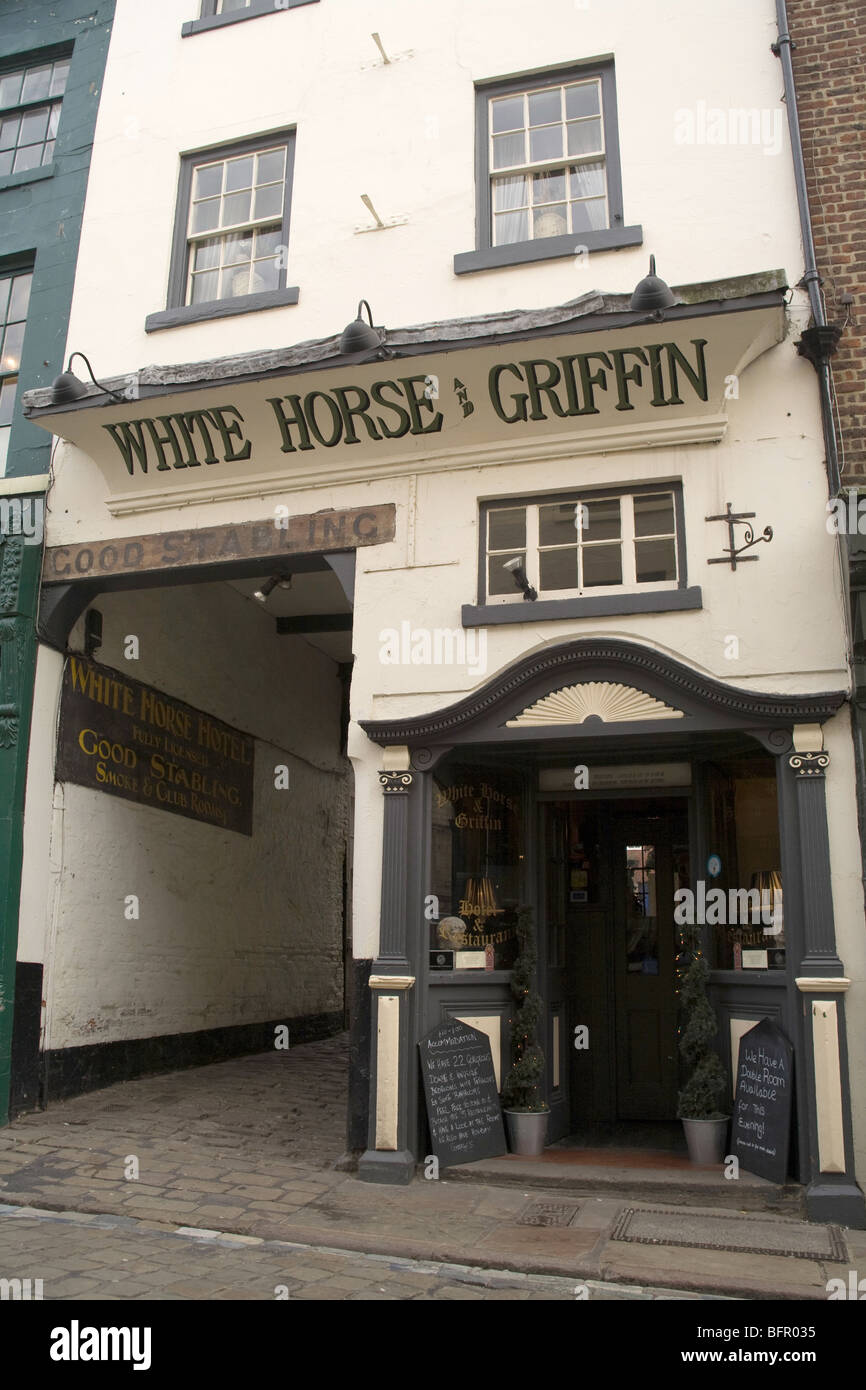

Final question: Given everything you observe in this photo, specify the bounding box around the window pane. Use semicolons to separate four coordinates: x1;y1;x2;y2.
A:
42;139;54;164
491;95;524;134
8;274;32;321
47;104;61;138
193;237;221;271
189;269;219;304
190;196;221;233
493;175;526;211
255;227;282;257
567;118;602;156
0;424;9;475
565;82;600;119
221;189;251;226
529;124;562;161
635;538;677;582
21;65;52;103
217;0;252;12
221;264;250;298
0;73;23;108
0;151;12;176
492;130;525;170
494;208;529;244
540;503;580;547
584;498;620;540
540;547;577;591
571;197;608;231
0;280;10;321
49;61;70;98
634;493;675;537
528;88;561;127
582;544;622;587
533;205;567;238
20;107;49;145
251;255;279;292
256;147;285;185
570;160;605;198
0;377;18;426
225;155;254;191
222;231;253;265
12;144;42;173
194;163;223;199
253;183;282;220
1;320;25;371
532;169;566;204
488;508;526;551
489;552;526;596
0;117;20;150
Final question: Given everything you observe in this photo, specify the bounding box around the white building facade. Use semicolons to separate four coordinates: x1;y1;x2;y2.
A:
15;0;866;1224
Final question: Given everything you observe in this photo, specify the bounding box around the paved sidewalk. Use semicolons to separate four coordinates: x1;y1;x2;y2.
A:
0;1036;863;1300
0;1204;713;1300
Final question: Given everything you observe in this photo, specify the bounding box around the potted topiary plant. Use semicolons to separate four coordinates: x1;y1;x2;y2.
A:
501;904;549;1155
676;922;729;1163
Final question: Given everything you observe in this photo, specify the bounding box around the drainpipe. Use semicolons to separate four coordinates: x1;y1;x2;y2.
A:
773;2;866;894
773;0;841;498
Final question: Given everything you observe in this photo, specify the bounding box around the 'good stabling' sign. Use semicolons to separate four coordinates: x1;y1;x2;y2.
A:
732;1018;794;1185
419;1018;506;1168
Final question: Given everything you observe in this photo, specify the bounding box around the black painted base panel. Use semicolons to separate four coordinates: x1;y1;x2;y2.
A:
39;1009;345;1108
10;962;43;1119
346;957;372;1152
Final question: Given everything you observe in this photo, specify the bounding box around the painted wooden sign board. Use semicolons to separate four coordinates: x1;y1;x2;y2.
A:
419;1018;506;1168
56;656;255;835
732;1017;794;1184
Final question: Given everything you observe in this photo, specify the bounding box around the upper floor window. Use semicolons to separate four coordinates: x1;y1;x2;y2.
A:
485;488;680;604
0;269;32;473
183;0;319;36
460;482;701;627
0;56;69;176
146;130;299;330
454;61;642;275
489;78;608;247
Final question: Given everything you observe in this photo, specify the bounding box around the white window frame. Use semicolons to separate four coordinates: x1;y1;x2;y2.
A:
483;487;682;606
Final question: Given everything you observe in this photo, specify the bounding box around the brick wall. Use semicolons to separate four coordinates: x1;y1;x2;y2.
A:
787;0;866;479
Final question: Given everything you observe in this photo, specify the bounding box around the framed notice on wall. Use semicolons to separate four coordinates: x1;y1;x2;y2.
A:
56;657;256;835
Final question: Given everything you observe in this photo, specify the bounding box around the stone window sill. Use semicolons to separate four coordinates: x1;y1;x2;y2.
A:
462;587;702;628
145;286;299;332
182;0;318;38
454;224;643;275
0;163;56;192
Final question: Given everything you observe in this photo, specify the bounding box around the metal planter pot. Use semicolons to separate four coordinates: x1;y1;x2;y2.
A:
681;1117;728;1165
504;1109;549;1156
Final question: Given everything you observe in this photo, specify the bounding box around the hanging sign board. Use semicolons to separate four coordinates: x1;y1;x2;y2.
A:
419;1018;506;1167
539;762;692;792
56;657;255;835
731;1017;794;1184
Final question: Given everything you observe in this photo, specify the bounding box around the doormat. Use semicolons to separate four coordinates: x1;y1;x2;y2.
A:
611;1207;848;1262
517;1199;581;1227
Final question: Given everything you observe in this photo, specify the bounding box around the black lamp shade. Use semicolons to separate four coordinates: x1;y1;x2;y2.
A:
49;370;90;405
630;255;678;312
339;299;383;354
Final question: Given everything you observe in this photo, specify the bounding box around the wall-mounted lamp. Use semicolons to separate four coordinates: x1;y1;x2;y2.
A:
48;352;131;407
629;255;678;315
339;300;392;358
253;575;292;605
502;556;537;602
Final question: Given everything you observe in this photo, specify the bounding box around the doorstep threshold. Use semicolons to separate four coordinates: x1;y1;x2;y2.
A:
444;1154;805;1215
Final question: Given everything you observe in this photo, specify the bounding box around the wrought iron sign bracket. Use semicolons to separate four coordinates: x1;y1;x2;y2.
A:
705;501;774;570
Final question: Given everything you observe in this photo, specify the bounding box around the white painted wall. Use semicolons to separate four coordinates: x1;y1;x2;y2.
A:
66;0;801;374
21;581;349;1050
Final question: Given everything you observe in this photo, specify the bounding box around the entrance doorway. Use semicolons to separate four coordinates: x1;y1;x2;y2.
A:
542;796;690;1143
